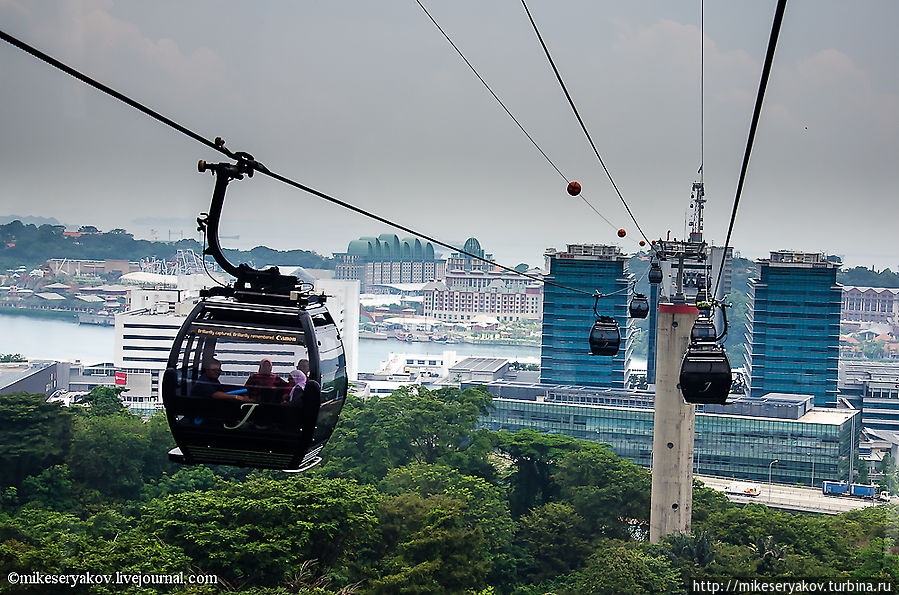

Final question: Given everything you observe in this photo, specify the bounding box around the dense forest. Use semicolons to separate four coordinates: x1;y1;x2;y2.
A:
0;221;334;273
1;386;896;594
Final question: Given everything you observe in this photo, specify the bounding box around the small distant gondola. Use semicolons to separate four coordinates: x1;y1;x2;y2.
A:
648;261;663;284
629;293;649;319
690;318;717;342
589;315;621;356
161;155;347;471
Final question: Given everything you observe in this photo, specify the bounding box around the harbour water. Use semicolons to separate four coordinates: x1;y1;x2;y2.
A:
0;313;542;372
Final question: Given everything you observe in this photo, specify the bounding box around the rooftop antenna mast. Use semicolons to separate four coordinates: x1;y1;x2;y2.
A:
689;178;705;244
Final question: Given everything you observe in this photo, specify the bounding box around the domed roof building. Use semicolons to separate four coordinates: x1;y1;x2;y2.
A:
334;234;445;292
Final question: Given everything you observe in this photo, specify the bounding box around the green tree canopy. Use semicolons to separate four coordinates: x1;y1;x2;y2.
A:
491;429;586;516
0;392;73;488
141;476;380;589
318;386;493;483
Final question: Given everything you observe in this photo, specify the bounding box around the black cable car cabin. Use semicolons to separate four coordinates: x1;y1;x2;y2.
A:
589;316;620;356
629;293;649;319
160;155;347;470
162;297;347;470
690;318;717;342
679;343;732;405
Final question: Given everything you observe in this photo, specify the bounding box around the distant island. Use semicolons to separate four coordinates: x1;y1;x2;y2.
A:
0;219;334;272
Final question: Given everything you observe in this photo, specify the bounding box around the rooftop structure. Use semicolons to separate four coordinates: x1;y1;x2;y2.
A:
446;237;496;273
0;361;66;395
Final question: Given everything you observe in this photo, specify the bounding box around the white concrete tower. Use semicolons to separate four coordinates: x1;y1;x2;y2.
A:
650;302;698;543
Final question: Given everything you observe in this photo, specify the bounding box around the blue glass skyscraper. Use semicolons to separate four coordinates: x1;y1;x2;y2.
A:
745;251;841;407
541;244;633;389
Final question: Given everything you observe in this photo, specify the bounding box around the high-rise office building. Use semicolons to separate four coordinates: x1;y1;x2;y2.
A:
541;244;633;389
745;251;842;407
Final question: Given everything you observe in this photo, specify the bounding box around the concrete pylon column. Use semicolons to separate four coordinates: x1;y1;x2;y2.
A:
650;302;699;543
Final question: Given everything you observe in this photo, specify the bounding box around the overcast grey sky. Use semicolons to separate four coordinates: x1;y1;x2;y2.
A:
1;1;897;269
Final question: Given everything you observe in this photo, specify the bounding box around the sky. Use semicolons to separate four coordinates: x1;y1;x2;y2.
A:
1;1;897;271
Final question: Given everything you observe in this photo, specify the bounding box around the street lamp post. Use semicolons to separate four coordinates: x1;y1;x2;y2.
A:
768;459;779;504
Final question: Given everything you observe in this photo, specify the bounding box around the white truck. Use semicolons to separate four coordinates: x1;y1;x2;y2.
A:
725;482;762;497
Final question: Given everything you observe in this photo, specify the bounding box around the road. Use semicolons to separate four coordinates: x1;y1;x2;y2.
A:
695;475;879;515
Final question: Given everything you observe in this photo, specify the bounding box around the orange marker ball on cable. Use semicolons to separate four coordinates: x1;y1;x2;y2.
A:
617;228;627;238
567;181;581;196
639;240;646;247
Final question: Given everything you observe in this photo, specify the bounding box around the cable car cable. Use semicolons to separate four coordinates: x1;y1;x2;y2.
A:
519;0;652;247
414;0;622;234
0;27;605;300
712;0;788;299
700;0;705;187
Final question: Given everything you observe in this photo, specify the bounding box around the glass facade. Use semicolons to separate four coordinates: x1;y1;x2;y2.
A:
483;398;856;486
541;246;633;389
745;255;841;407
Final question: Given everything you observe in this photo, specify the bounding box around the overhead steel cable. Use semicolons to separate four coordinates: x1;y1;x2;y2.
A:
700;0;705;187
1;28;609;299
712;0;788;300
519;0;652;247
414;0;618;231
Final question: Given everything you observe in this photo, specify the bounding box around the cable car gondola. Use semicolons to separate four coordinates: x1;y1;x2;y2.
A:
648;260;663;284
589;315;620;356
629;293;649;319
690;318;717;342
679;343;732;405
161;156;347;471
679;311;732;405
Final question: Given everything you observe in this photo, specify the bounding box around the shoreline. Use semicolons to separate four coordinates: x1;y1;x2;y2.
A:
0;307;79;322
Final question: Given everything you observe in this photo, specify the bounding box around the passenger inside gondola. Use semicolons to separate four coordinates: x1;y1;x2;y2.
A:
286;369;307;405
244;358;288;403
286;367;320;447
191;358;248;402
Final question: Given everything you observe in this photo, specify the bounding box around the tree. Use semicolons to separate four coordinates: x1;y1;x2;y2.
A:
0;507;192;584
877;453;898;494
0;392;73;488
142;476;380;589
67;414;149;501
515;502;589;581
65;412;176;503
371;492;489;594
19;464;77;511
565;541;684;595
552;445;651;540
491;429;585;516
318;386;493;483
378;463;516;588
83;386;129;417
852;537;899;579
662;531;716;571
751;535;788;575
